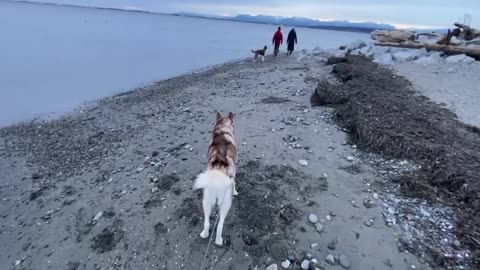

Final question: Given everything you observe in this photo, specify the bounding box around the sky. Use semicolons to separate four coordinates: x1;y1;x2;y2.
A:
21;0;480;28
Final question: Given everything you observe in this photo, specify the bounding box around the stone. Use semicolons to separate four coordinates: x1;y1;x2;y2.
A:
287;254;296;262
326;56;347;65
327;240;337;250
308;214;318;224
387;207;395;215
281;260;291;269
346;156;355;162
369;46;391;57
363;199;375;208
414;55;440;65
310;243;319;249
136;166;144;173
151;187;159;193
301;259;310;270
445;54;475;64
151;151;159;157
326;254;336;265
299;160;309;167
305;253;312;260
392;50;417;62
373;53;394;65
31;173;40;180
364;219;374;227
326;215;332;221
266;264;278;270
315;223;324;233
339;254;351;268
453;240;461;248
372;193;379;200
92;211;103;222
450;36;462;45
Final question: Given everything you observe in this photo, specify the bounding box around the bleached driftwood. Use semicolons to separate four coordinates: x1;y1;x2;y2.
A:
374;41;480;59
371;30;415;43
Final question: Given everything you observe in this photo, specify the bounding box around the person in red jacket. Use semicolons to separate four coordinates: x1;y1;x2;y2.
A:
272;27;283;57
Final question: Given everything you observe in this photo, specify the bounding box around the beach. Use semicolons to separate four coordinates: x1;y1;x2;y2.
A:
2;43;480;269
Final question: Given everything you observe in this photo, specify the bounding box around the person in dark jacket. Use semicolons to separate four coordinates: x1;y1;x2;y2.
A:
287;28;297;55
272;27;283;57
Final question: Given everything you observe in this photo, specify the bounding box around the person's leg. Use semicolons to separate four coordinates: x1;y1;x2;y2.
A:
274;44;279;56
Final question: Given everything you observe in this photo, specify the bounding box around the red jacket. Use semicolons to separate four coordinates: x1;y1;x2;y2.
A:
272;30;283;46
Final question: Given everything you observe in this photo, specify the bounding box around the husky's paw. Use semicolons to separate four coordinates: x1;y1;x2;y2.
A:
233;189;238;196
215;237;223;246
200;230;209;238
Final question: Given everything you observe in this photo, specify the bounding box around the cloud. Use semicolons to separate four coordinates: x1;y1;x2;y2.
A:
18;0;480;28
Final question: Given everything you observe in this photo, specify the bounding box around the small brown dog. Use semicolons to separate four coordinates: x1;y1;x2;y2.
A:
193;112;237;246
252;46;268;62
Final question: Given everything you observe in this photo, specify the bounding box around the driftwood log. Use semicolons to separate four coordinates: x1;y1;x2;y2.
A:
374;41;480;59
437;29;453;45
454;23;480;41
371;30;415;43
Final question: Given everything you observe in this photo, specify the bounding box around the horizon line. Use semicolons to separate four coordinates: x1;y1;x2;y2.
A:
8;0;449;30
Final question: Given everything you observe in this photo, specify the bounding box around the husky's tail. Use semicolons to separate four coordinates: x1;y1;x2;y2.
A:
193;170;234;206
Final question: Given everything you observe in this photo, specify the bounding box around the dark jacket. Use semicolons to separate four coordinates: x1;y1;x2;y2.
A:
287;29;297;50
287;29;297;44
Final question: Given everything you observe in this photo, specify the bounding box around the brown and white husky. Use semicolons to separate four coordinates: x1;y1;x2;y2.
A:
193;112;237;246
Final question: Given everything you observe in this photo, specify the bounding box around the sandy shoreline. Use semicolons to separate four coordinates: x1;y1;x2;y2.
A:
1;51;478;270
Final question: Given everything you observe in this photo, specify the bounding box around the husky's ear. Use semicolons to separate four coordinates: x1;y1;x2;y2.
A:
216;112;222;121
228;112;234;122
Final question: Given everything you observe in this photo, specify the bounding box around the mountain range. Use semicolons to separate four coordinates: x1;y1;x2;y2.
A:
173;13;396;33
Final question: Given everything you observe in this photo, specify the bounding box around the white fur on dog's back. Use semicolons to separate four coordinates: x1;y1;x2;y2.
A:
193;169;233;207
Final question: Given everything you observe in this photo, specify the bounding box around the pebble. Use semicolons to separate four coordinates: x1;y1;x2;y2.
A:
326;254;336;265
92;211;103;222
330;211;336;217
310;243;319;249
363;199;375;208
15;260;21;266
387;207;396;215
136;166;144;173
453;240;461;248
308;214;318;224
346;156;355;162
311;258;318;264
372;193;379;199
151;151;159;157
315;223;324;233
364;219;374;227
287;254;295;262
301;259;310;270
151;187;159;193
266;264;278;270
305;253;312;260
298;159;309;166
326;214;332;221
339;254;351;268
280;260;290;269
327;240;337;250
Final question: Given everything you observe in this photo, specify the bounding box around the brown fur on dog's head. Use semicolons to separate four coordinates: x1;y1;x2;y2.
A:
216;112;234;126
